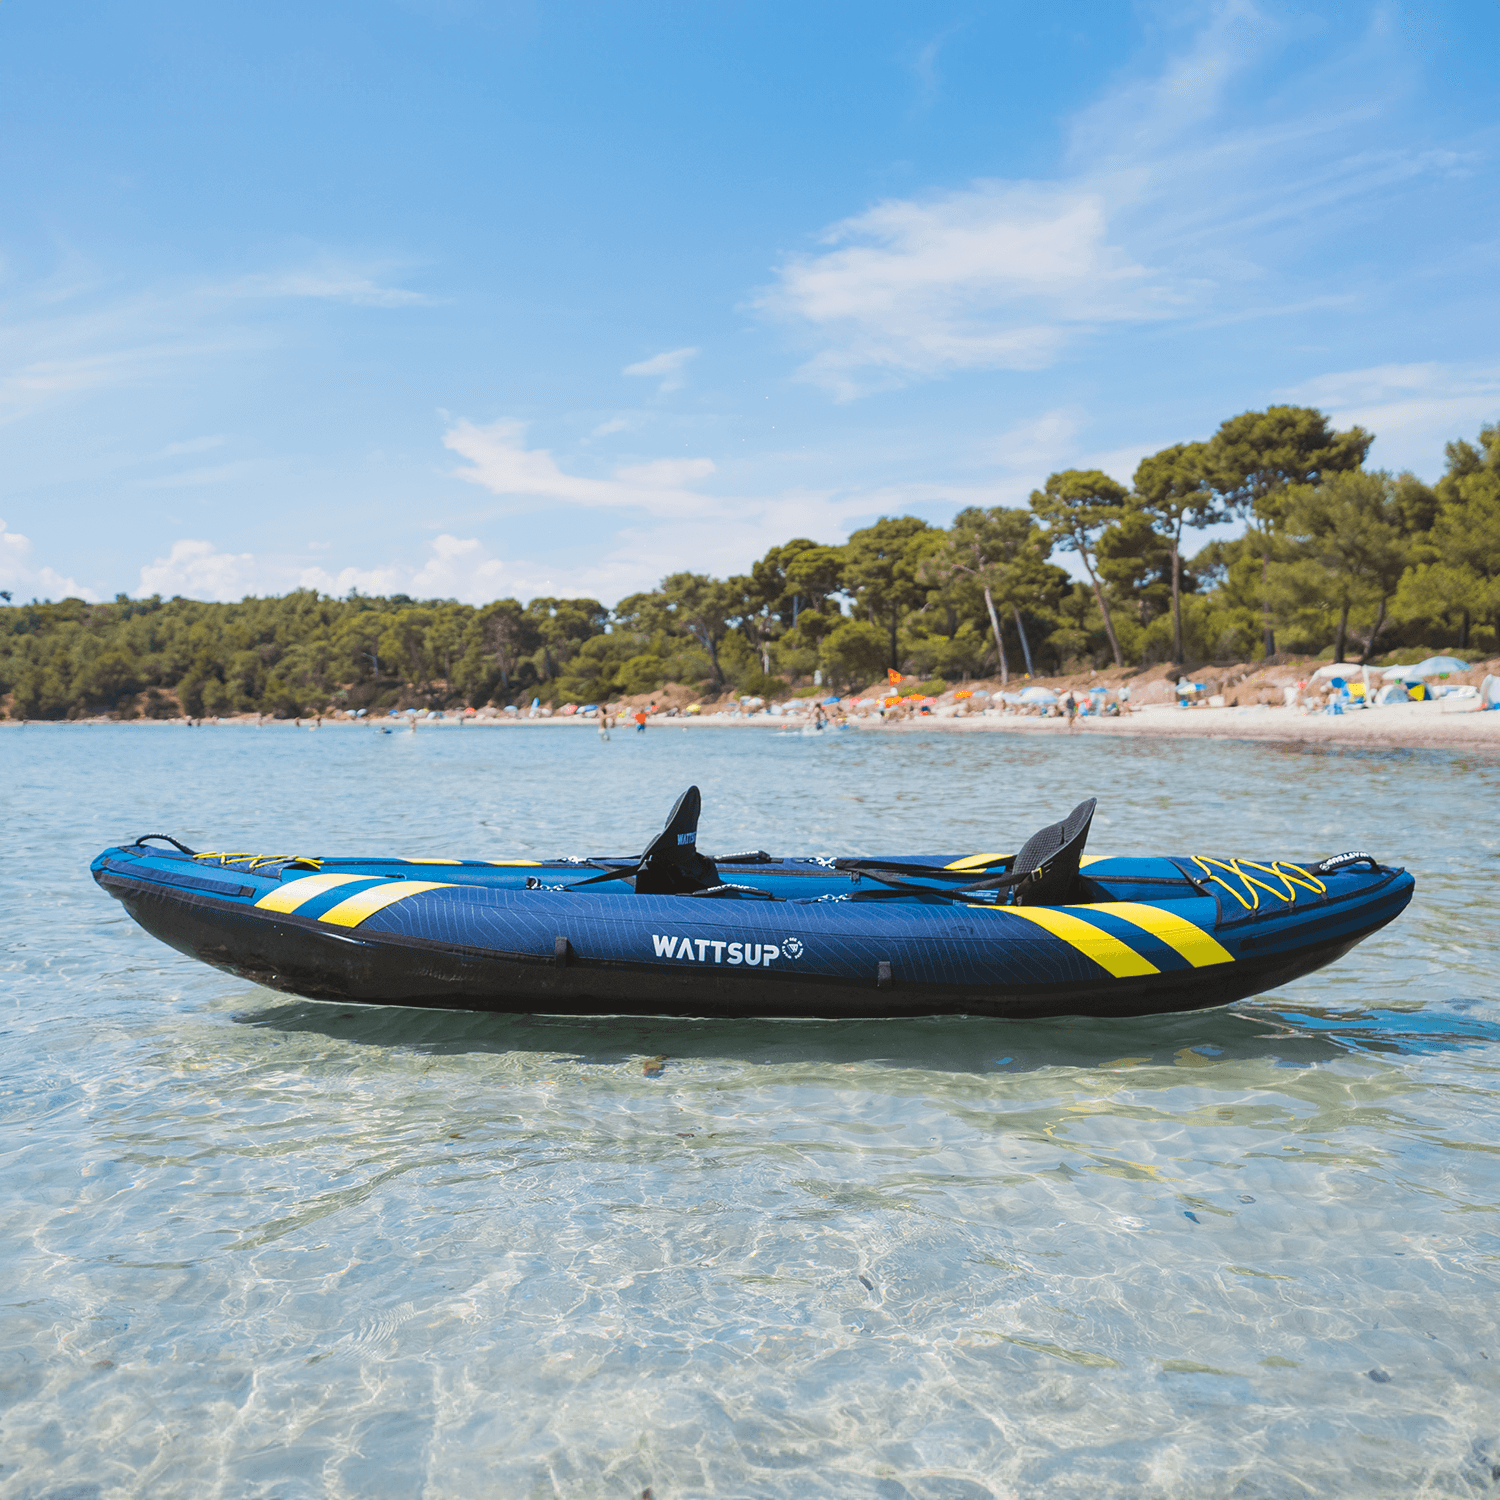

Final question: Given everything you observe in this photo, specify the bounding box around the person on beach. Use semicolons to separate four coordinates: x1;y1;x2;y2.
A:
598;710;611;742
634;708;648;733
1064;690;1077;729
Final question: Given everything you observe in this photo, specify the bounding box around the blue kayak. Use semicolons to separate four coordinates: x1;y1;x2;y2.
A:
91;790;1413;1021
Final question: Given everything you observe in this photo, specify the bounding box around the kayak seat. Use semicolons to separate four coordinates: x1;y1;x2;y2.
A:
1011;797;1095;906
634;786;723;895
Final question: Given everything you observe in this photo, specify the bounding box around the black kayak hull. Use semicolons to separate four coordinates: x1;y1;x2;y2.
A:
95;848;1414;1021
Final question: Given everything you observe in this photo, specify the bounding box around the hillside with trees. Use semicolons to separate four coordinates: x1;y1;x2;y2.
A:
3;406;1497;719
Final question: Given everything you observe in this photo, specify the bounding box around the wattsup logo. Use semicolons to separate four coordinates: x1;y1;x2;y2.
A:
782;937;804;959
650;935;781;966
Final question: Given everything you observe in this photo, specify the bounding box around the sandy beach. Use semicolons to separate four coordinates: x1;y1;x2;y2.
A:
8;650;1498;753
456;698;1500;753
12;697;1499;754
850;699;1500;753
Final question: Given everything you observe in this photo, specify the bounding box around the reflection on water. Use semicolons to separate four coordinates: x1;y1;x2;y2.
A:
2;725;1498;1498
238;992;1500;1070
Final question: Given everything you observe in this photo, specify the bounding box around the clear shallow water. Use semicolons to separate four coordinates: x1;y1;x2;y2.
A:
3;722;1498;1500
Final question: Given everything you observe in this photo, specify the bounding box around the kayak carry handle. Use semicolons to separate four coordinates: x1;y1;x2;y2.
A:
1312;851;1380;875
133;834;199;856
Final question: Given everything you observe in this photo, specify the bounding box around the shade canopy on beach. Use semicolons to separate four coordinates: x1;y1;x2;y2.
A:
1019;687;1058;704
1313;662;1370;678
1382;655;1471;681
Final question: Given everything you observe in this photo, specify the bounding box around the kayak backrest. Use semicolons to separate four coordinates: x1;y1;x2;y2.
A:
1012;798;1096;906
635;785;723;894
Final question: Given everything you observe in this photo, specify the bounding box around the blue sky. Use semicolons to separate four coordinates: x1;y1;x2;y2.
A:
2;0;1497;606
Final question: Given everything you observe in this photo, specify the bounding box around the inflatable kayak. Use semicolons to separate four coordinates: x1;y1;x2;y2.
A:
91;790;1413;1021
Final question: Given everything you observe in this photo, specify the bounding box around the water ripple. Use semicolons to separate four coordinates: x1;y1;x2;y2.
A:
2;725;1498;1496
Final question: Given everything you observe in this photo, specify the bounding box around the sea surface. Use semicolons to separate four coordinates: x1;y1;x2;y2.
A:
2;721;1498;1500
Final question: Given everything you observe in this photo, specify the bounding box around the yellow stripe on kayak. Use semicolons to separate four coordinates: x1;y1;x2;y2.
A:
404;857;544;866
1097;902;1233;968
994;907;1160;979
945;852;1108;872
944;852;1011;871
318;880;455;928
254;872;370;914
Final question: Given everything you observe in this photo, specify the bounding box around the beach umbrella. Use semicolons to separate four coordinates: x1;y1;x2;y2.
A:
1019;686;1058;704
822;697;841;705
1383;655;1469;681
1313;662;1366;678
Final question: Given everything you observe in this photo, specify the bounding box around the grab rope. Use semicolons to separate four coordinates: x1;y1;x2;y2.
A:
192;851;324;871
1189;857;1326;911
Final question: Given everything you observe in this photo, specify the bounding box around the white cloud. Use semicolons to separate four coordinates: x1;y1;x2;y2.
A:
762;185;1166;397
758;2;1467;398
121;402;1173;609
0;339;239;428
985;410;1081;473
230;263;432;307
438;416;1033;599
162;435;225;456
444;419;717;517
613;457;716;486
909;24;962;116
1276;362;1500;478
1065;0;1263;168
138;539;264;601
298;534;511;602
0;518;97;601
134;461;251;490
135;533;520;607
0;254;428;428
622;346;699;392
294;560;408;597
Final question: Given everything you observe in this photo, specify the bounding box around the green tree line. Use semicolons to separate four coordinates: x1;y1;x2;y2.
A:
3;406;1497;719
